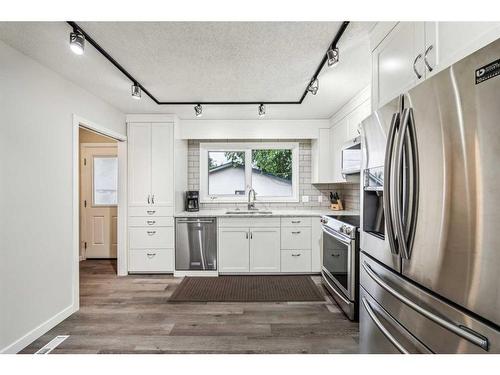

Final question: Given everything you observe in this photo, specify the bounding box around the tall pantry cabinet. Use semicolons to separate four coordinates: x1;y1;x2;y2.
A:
126;115;187;273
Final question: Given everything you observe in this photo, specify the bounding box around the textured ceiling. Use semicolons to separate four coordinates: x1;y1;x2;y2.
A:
0;21;374;119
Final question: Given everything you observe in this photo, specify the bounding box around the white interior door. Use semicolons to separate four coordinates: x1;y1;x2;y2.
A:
81;145;118;258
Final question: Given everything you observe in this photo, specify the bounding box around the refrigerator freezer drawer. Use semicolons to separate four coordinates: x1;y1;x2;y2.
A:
360;286;432;354
360;252;500;353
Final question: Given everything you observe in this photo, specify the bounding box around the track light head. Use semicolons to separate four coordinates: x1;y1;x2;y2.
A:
327;47;339;67
258;104;266;117
69;30;85;55
194;104;203;117
131;83;142;100
308;78;319;96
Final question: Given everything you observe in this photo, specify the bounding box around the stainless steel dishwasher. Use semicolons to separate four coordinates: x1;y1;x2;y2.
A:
175;217;217;271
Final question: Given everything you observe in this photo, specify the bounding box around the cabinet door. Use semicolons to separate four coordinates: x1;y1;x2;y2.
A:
311;128;332;183
128;123;151;206
219;228;249;273
151;123;174;207
331;119;348;183
347;100;371;139
372;22;425;109
424;22;500;78
249;228;281;273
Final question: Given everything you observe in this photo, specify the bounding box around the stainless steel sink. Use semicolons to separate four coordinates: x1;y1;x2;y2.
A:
225;210;273;215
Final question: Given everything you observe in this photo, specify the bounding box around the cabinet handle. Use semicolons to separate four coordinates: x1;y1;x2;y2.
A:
291;231;301;234
147;194;150;204
151;194;155;204
147;220;156;225
291;220;301;224
146;253;156;258
413;54;423;79
331;253;340;257
250;232;253;239
291;253;301;257
245;232;249;239
147;210;156;215
147;230;156;236
424;45;433;72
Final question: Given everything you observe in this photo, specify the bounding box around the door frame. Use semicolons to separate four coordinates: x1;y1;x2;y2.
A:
72;114;127;312
80;143;119;261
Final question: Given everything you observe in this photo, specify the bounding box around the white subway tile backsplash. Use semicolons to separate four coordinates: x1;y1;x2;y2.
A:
186;139;360;211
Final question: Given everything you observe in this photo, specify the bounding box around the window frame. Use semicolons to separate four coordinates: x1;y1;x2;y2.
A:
199;142;299;203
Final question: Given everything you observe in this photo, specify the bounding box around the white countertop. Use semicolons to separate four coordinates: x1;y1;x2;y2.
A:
174;209;359;218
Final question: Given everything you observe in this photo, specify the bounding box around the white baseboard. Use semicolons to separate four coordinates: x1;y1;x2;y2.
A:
0;303;77;354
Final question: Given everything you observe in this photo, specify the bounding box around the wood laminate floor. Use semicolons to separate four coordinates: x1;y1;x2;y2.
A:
21;260;359;354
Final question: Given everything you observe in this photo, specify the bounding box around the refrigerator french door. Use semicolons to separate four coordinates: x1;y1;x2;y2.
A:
360;37;500;353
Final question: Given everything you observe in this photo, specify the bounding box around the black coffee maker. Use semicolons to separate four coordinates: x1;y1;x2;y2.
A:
185;191;199;212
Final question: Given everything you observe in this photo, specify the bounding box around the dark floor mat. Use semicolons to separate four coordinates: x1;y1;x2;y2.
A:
168;275;324;302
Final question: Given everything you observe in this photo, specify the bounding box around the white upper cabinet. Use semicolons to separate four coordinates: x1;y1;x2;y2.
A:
424;22;500;79
311;128;332;184
128;123;152;206
128;122;174;207
372;21;500;109
372;22;425;109
151;123;174;207
330;118;349;183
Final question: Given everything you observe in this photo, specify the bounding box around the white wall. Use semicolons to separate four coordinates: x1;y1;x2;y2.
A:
0;40;125;353
180;119;330;139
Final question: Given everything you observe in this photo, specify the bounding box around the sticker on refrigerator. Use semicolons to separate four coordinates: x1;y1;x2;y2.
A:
475;58;500;84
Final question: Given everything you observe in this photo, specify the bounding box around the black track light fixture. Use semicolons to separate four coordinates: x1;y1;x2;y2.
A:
131;83;142;100
69;29;85;55
194;104;203;117
258;103;266;117
327;47;339;67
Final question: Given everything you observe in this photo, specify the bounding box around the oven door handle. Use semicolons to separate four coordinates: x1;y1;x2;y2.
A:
321;226;351;246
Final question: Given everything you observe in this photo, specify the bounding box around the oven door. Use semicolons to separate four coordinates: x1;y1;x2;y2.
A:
321;225;354;301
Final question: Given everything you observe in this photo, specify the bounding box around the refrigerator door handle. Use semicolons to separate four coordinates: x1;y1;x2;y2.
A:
362;261;489;351
394;108;410;259
405;108;419;258
384;112;400;255
361;297;410;354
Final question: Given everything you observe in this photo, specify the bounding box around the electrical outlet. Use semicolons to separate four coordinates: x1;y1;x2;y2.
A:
302;196;309;203
318;195;323;203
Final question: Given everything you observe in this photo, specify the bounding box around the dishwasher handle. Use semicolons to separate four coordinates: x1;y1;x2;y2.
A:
177;218;215;224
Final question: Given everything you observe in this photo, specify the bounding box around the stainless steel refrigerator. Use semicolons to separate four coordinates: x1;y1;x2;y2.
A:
359;38;500;353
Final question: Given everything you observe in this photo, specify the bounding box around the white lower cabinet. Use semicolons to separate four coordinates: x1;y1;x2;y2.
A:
217;216;321;274
281;227;311;250
249;228;281;273
219;228;250;273
129;249;174;273
281;250;311;273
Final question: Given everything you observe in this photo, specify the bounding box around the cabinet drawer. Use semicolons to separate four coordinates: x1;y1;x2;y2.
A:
281;250;312;273
218;217;280;228
281;217;312;227
129;227;174;248
281;227;311;249
128;217;174;227
128;206;173;217
129;249;173;273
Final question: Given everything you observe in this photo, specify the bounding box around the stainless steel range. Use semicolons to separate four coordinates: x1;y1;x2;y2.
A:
321;215;360;320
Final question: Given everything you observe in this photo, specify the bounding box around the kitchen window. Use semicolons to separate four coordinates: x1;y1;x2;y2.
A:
200;142;299;203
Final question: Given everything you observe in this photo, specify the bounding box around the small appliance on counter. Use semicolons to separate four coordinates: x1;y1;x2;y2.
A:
320;214;360;320
185;190;199;212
